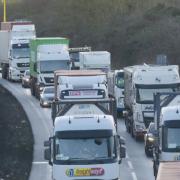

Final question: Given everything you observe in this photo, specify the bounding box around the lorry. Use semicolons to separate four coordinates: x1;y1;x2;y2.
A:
44;71;126;180
45;97;126;180
69;46;91;69
29;37;70;99
0;21;36;80
79;51;111;72
54;70;108;100
153;92;180;178
123;64;180;140
108;70;125;115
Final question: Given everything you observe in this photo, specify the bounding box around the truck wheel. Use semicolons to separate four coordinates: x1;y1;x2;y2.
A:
131;122;135;138
145;146;151;157
125;119;130;133
2;65;8;79
153;161;158;178
35;86;40;100
30;85;35;96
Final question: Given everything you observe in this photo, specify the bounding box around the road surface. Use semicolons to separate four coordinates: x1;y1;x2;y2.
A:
0;77;154;180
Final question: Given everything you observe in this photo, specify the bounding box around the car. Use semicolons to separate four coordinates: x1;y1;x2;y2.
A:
144;122;155;157
40;86;54;107
22;70;30;88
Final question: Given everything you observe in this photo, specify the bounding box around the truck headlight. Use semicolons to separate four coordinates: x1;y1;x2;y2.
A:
147;136;155;142
39;87;44;91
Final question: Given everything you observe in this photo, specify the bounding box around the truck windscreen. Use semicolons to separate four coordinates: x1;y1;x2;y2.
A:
55;136;116;162
40;60;69;73
136;88;174;103
163;127;180;152
115;73;124;89
12;44;30;58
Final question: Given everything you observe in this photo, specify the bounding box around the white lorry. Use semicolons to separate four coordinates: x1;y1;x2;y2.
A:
30;38;70;99
124;64;180;139
108;70;125;115
79;51;111;72
54;70;108;100
45;97;126;180
0;21;36;80
153;92;180;178
69;46;91;69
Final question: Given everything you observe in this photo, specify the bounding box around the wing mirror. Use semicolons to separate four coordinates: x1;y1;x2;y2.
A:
118;135;126;160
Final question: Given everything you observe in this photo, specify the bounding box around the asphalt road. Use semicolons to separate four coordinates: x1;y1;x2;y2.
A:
0;76;155;180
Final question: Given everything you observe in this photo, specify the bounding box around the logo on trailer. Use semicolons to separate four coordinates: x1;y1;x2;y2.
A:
66;168;104;177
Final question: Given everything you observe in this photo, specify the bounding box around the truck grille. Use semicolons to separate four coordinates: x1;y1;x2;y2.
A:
44;77;54;83
73;85;93;89
17;63;29;67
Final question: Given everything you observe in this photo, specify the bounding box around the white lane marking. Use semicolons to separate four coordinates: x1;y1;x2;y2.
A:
32;161;48;164
126;152;138;180
127;161;134;170
131;172;138;180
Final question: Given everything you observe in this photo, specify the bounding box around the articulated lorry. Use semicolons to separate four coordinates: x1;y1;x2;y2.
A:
79;51;111;72
29;37;70;99
0;21;36;80
45;97;126;180
54;70;108;100
124;64;180;139
153;92;180;178
44;71;126;180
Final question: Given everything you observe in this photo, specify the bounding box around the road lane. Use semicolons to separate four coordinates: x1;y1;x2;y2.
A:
118;119;154;180
0;77;155;180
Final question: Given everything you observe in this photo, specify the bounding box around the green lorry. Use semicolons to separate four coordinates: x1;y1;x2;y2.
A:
30;37;70;99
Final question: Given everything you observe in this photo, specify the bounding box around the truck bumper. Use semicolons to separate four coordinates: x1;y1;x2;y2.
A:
10;71;24;81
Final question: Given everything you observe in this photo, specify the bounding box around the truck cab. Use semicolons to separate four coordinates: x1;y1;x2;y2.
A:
114;70;125;114
30;38;70;98
124;65;180;139
45;114;125;180
158;106;180;161
9;39;31;80
153;92;180;177
54;70;108;100
0;21;36;81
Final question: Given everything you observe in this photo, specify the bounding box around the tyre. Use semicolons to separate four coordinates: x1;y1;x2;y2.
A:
40;101;43;107
22;81;25;88
125;119;130;133
145;146;151;157
153;161;158;178
30;85;35;96
131;122;135;138
2;65;8;79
